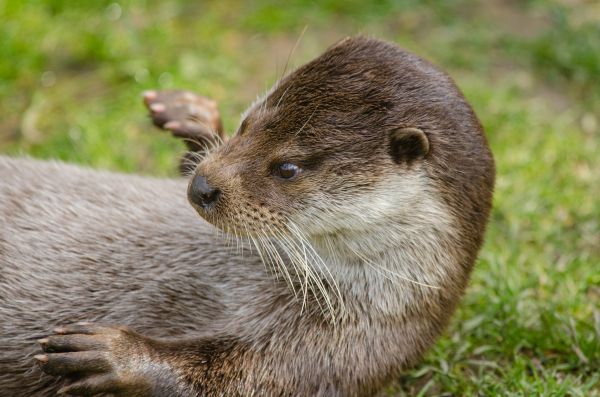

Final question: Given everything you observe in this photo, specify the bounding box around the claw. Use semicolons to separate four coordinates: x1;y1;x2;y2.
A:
183;92;196;101
40;351;111;376
33;354;48;364
150;103;165;112
164;121;182;130
143;90;157;101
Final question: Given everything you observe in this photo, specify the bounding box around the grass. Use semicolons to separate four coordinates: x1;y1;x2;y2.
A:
1;0;598;395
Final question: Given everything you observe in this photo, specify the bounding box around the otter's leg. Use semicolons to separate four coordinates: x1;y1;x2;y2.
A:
36;322;346;396
36;323;252;397
143;90;226;175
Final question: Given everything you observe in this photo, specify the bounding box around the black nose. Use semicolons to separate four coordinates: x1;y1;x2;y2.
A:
188;175;220;208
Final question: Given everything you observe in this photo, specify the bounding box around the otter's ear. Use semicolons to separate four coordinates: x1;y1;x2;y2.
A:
388;127;429;164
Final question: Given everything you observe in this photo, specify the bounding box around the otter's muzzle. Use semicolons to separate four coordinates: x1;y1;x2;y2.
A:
188;175;220;209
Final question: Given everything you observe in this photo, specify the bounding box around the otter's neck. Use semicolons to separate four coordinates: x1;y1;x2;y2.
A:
307;220;460;319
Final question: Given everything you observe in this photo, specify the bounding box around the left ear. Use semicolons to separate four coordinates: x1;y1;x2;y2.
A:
388;127;429;164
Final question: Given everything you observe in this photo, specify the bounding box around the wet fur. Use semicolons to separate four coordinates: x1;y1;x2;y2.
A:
0;37;494;396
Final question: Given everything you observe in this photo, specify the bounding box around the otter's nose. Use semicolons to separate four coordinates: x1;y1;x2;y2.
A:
188;175;220;209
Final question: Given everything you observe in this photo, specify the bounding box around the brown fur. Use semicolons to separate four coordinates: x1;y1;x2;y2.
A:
0;37;494;396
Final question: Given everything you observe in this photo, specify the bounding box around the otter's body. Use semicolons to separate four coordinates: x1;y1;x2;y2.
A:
0;157;266;395
0;37;494;396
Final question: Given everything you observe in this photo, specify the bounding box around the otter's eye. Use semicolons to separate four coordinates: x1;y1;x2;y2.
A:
275;162;301;180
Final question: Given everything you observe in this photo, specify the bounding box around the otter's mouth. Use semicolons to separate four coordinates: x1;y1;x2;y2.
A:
187;175;285;239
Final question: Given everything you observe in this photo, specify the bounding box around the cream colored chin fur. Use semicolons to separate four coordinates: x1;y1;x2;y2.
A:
269;171;457;319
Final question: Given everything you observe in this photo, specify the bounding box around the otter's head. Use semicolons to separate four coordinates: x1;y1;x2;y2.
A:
188;37;494;267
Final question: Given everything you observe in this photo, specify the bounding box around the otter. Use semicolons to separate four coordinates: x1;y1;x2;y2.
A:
0;37;494;396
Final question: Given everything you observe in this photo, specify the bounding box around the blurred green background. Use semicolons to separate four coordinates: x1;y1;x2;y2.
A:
1;0;599;395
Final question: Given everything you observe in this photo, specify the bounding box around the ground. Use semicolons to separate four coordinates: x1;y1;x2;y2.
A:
1;0;598;395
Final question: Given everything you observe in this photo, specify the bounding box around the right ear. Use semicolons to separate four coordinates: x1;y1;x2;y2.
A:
388;127;429;164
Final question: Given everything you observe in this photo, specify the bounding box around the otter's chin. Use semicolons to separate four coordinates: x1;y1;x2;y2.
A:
188;201;222;229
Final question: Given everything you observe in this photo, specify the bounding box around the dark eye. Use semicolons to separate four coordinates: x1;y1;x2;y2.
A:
275;162;301;180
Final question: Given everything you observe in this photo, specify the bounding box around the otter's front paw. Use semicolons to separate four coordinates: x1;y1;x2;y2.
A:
35;323;152;396
143;89;224;150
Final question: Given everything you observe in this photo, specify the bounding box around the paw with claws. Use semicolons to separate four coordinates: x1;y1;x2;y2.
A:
143;89;225;152
35;323;155;396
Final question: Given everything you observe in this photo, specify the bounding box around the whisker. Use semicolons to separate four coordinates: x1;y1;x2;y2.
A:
261;227;299;299
280;25;308;82
248;233;271;277
274;83;292;110
270;226;328;317
278;221;340;322
344;241;439;289
243;223;254;255
269;227;311;312
287;221;345;302
294;105;319;136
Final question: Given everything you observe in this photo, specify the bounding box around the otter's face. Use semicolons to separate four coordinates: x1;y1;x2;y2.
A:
187;38;448;242
187;37;494;323
187;102;430;241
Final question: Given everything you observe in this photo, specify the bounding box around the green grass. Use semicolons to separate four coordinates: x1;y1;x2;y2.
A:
1;0;598;395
